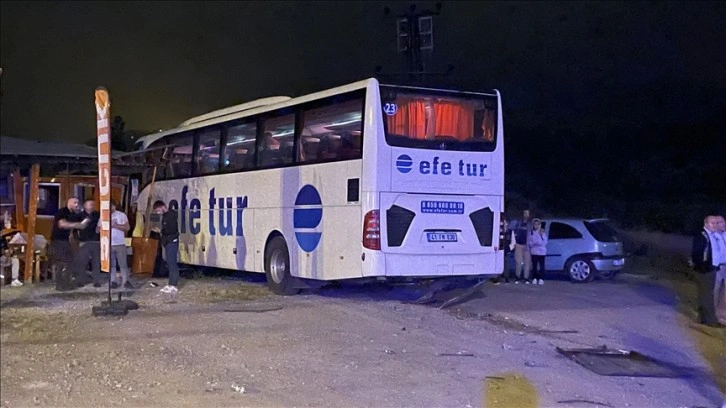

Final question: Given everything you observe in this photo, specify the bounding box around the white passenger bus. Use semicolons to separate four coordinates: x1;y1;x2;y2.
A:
133;78;505;294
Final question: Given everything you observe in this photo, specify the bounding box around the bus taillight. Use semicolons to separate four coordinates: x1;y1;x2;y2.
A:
363;210;381;250
499;212;506;250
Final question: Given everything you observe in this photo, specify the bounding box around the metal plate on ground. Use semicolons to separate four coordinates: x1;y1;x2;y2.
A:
92;299;140;316
101;299;139;310
556;346;691;378
92;306;128;316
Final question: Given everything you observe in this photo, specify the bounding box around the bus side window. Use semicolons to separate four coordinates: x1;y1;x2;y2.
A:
299;94;364;164
259;114;294;168
169;134;194;178
196;129;221;175
223;122;257;172
145;144;168;180
340;131;363;159
299;133;321;162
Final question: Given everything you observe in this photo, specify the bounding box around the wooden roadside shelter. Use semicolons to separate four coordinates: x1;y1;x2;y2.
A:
0;135;142;284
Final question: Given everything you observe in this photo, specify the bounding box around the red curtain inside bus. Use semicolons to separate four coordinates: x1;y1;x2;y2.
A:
481;109;495;142
386;98;475;141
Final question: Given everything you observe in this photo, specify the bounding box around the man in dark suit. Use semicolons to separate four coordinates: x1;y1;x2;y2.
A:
691;215;722;327
151;200;180;295
75;200;102;287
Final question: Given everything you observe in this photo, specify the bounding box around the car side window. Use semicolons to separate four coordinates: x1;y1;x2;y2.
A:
548;222;583;239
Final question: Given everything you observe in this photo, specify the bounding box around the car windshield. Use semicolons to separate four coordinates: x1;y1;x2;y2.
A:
584;221;620;243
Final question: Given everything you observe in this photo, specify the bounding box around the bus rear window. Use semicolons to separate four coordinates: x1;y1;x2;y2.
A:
381;86;497;152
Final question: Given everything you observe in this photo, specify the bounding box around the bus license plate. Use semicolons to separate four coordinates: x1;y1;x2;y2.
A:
427;232;458;243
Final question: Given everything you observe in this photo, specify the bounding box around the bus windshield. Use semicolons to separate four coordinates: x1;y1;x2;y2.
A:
381;86;498;152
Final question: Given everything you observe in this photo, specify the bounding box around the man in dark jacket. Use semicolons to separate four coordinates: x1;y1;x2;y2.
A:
74;199;102;287
151;200;180;295
508;210;532;283
691;215;722;327
50;197;87;291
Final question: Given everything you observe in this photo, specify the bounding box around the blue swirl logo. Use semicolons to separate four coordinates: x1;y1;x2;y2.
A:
395;154;413;174
293;185;323;252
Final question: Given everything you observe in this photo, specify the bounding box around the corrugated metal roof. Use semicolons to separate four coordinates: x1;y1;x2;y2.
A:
0;135;120;158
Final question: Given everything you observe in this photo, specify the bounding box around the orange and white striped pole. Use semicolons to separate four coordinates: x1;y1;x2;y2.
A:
94;87;112;273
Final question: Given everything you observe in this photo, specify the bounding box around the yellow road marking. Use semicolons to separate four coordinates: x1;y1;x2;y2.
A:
484;373;538;408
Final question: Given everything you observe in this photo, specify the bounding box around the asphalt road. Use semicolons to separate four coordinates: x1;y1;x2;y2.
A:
0;269;723;408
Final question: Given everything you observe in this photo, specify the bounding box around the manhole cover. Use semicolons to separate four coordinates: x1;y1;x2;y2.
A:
556;346;692;378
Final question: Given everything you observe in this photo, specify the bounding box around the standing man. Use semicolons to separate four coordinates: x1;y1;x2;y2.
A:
495;215;514;284
151;200;180;295
713;215;726;323
691;215;723;327
75;199;102;287
508;209;533;284
110;199;131;289
50;197;88;291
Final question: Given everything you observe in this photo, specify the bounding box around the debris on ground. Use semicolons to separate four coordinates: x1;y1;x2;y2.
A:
223;304;283;313
557;399;614;407
437;351;475;357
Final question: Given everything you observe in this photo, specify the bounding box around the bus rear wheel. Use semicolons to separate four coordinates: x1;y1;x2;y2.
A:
264;236;299;295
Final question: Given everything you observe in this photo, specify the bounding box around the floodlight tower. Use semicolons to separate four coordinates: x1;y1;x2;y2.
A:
378;3;452;86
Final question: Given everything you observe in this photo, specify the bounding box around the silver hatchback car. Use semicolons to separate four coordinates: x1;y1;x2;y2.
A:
539;218;625;282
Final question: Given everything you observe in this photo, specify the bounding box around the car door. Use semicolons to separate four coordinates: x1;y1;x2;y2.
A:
545;221;584;271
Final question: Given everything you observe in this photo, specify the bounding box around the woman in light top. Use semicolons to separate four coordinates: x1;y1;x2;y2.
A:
528;218;547;285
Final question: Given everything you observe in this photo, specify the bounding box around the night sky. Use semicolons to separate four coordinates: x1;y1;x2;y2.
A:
2;1;724;143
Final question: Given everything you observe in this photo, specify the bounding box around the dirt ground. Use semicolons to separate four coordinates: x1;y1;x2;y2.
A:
1;254;724;408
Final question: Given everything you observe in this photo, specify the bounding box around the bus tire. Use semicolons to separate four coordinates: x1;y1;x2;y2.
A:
264;236;299;295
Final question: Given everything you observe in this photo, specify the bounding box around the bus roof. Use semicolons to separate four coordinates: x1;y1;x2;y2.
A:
134;78;376;150
178;96;293;127
380;83;498;97
133;78;499;150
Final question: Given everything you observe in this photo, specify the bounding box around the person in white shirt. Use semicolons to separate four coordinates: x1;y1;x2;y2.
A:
528;219;547;285
692;215;722;326
714;215;726;320
109;200;131;289
0;242;22;287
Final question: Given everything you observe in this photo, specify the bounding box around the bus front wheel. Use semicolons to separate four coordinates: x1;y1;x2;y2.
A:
264;236;299;295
